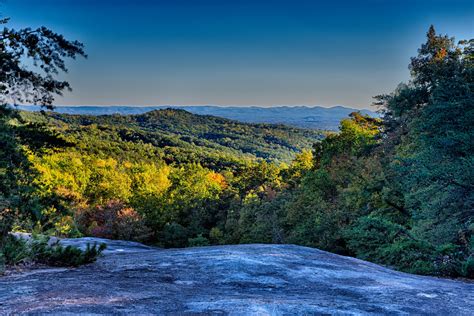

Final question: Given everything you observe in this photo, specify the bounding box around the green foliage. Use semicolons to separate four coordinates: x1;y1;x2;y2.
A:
209;227;224;244
344;216;437;275
0;252;4;274
1;16;85;247
1;235;31;265
0;18;86;107
273;27;473;277
160;222;188;248
461;257;474;278
0;105;73;243
220;27;472;278
0;235;106;272
188;234;210;247
22;108;323;167
344;216;407;260
30;238;106;267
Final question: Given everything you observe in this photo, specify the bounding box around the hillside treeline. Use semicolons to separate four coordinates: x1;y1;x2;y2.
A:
241;27;473;277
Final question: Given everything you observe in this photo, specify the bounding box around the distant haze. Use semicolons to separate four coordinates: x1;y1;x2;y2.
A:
5;0;473;108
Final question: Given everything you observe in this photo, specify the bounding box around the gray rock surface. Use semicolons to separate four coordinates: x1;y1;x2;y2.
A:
1;238;473;315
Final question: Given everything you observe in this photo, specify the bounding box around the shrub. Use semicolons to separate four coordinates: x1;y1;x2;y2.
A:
344;216;407;261
188;234;210;247
30;236;107;267
161;222;188;248
377;239;435;275
53;215;82;238
0;253;5;274
77;200;152;242
1;235;30;265
344;216;474;277
209;227;224;244
0;234;106;273
344;216;435;274
460;257;474;278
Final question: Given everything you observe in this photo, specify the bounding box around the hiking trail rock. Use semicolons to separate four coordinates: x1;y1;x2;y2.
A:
1;238;473;315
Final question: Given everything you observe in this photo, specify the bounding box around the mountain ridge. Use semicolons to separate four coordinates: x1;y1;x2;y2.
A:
18;105;378;131
21;108;324;165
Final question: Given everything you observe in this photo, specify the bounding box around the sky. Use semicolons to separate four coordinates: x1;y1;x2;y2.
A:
3;0;473;109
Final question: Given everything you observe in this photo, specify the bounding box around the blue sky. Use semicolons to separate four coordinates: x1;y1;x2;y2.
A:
3;0;473;109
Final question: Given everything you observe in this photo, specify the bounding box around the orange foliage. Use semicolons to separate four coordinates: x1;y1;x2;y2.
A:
207;172;228;189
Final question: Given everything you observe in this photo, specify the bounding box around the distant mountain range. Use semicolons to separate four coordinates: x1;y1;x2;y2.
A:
17;105;378;131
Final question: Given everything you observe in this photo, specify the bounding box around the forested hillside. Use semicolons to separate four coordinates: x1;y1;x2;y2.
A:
4;108;320;250
18;105;378;131
1;25;472;278
231;27;473;277
22;108;323;166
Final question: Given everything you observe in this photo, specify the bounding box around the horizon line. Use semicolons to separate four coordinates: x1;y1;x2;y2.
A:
17;104;377;111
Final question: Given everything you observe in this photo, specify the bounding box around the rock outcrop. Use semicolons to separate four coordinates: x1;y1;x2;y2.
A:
1;238;473;315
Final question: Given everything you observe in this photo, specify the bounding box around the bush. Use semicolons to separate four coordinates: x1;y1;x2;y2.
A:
344;216;474;277
344;216;434;274
209;227;224;244
160;222;188;248
77;200;152;242
460;257;474;278
188;234;210;247
0;253;5;274
30;236;107;267
1;235;31;265
344;216;407;261
378;239;435;275
0;234;106;273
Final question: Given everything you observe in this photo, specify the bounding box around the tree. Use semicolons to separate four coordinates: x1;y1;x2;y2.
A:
0;17;85;107
349;27;473;276
0;16;85;245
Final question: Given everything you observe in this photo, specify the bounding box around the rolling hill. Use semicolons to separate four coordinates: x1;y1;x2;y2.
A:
18;105;377;131
21;108;324;166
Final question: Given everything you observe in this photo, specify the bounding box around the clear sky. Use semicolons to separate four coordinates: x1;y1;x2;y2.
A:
3;0;473;109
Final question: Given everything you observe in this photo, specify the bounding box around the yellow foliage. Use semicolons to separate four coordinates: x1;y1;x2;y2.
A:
132;163;172;196
54;215;76;237
207;172;228;189
95;159;107;168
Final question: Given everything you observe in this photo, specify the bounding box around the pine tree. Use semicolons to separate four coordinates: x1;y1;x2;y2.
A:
0;16;85;246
